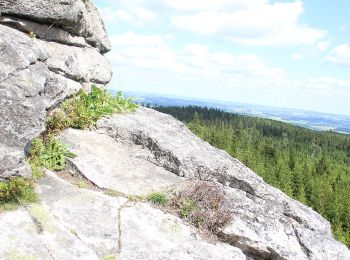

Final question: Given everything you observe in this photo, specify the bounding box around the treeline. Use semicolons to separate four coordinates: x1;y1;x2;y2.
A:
154;105;350;247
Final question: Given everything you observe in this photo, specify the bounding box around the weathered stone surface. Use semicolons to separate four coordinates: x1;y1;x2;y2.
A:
0;15;89;48
60;128;182;195
0;0;111;53
120;203;245;260
42;72;82;108
0;208;54;259
0;145;31;180
0;25;48;179
0;170;245;259
37;171;124;258
0;204;99;259
37;40;113;84
96;107;350;259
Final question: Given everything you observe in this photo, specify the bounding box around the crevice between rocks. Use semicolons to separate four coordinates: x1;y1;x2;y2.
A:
291;223;312;259
47;67;107;85
116;199;137;256
27;206;56;260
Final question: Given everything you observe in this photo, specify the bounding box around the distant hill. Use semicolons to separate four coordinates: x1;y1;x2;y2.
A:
123;91;350;134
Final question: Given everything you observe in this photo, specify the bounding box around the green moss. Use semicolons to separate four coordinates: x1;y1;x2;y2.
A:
146;192;168;205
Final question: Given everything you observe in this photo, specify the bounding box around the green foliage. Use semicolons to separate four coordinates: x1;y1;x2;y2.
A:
46;86;138;130
146;192;168;205
0;178;37;211
155;105;350;247
28;135;76;176
179;199;197;218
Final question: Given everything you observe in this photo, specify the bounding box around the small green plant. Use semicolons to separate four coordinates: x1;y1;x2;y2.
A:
46;86;138;131
0;177;37;211
146;192;168;205
28;31;36;38
28;135;76;177
74;180;88;189
179;199;197;218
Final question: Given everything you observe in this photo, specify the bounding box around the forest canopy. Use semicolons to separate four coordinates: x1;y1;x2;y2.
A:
154;105;350;247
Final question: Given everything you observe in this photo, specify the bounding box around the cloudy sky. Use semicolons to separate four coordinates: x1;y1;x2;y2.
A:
94;0;350;116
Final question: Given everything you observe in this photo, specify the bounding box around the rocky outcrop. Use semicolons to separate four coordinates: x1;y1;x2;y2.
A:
1;1;350;259
0;0;111;53
90;107;349;260
0;1;112;180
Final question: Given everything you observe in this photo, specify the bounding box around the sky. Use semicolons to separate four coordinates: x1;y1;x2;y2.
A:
94;0;350;116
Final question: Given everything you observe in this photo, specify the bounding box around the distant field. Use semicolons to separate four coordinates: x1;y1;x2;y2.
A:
122;91;350;134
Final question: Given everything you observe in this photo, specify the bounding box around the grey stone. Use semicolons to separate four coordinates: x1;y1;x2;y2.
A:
0;25;48;178
0;0;111;53
60;128;183;196
119;202;245;260
0;15;89;48
42;72;81;108
37;40;113;84
37;171;124;258
34;170;245;259
96;107;350;259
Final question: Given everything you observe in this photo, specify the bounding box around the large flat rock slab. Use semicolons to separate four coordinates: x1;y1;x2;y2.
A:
0;204;99;259
0;170;245;259
37;171;125;258
120;203;245;260
60;128;183;196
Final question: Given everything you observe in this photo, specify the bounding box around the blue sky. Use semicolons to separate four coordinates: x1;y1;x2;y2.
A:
94;0;350;116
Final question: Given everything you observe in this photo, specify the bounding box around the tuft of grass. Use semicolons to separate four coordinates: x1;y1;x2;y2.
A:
170;181;232;234
27;135;76;177
146;192;168;205
46;86;138;131
0;177;37;211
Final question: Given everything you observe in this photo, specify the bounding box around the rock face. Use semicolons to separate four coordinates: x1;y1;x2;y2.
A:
1;1;350;259
93;107;350;260
0;1;112;180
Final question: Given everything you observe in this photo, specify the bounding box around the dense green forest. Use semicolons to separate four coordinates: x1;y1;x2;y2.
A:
154;105;350;247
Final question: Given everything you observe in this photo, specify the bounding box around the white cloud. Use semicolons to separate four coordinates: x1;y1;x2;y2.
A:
170;1;326;46
109;32;171;47
291;53;303;60
107;33;286;84
315;41;331;52
326;44;350;67
100;7;156;25
99;0;326;47
339;25;348;32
